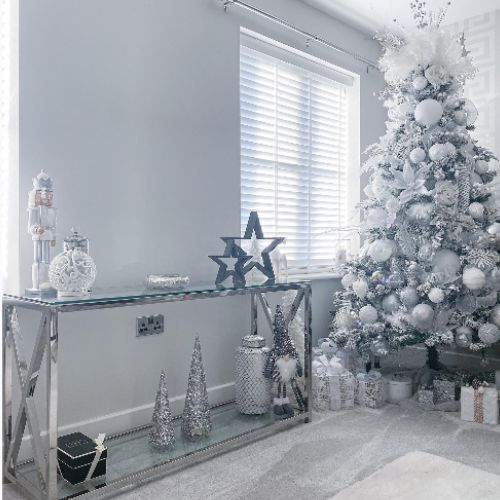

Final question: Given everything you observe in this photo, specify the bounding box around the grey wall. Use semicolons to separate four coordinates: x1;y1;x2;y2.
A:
16;0;385;440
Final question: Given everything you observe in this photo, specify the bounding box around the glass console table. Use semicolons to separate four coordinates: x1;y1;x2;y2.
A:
2;281;312;500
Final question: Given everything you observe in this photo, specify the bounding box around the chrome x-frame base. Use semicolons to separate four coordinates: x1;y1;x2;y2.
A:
2;281;311;500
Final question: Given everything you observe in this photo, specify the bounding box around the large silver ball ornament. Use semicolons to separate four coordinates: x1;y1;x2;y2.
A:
432;249;460;281
455;326;473;348
400;286;419;307
414;99;443;127
382;293;401;313
475;160;489;174
468;202;485;220
428;287;445;303
341;273;356;289
463;267;486;290
367;238;395;263
478;323;500;345
411;303;434;327
359;305;378;324
412;75;428;91
409;147;426;164
489;305;500;328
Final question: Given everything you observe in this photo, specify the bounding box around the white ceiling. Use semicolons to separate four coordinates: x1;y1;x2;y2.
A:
301;0;500;35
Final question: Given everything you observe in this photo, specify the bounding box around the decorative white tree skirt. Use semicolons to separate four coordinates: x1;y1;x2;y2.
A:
332;451;500;500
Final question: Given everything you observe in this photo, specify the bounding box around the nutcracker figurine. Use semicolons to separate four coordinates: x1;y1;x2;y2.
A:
264;305;306;418
26;170;57;296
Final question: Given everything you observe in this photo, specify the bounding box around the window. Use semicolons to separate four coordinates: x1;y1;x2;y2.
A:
240;31;359;275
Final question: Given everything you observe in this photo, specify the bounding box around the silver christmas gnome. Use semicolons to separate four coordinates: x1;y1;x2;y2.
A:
181;336;212;441
264;305;306;418
149;370;175;449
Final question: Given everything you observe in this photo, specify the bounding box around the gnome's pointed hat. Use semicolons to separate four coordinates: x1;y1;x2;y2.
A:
273;305;297;357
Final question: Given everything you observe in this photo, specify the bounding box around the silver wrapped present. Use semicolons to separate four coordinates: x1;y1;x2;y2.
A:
235;336;271;414
417;388;435;410
356;371;385;409
312;374;330;412
433;378;457;404
329;371;356;411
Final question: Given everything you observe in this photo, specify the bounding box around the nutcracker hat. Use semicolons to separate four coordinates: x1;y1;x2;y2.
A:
273;305;298;358
33;170;54;190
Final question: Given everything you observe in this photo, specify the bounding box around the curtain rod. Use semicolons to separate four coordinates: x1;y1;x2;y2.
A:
221;0;379;71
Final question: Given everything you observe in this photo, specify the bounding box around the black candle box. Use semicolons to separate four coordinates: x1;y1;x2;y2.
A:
57;432;107;485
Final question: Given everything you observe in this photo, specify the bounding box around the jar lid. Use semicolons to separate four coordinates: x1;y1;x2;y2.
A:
64;228;89;251
241;335;266;348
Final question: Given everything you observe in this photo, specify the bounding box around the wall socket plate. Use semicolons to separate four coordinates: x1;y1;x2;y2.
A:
136;314;164;337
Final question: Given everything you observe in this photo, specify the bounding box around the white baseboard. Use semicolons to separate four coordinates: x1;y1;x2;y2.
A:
18;381;235;463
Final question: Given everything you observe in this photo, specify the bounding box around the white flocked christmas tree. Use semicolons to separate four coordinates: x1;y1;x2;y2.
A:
331;2;500;370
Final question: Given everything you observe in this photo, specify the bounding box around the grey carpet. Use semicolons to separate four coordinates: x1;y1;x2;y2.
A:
4;404;500;499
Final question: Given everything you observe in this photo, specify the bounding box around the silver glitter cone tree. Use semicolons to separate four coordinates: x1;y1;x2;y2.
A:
182;336;211;441
149;370;175;449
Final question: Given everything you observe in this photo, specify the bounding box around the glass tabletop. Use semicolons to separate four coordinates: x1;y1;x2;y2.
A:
2;280;309;307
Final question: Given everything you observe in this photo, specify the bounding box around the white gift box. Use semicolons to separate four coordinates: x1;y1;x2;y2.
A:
461;384;499;425
356;371;385;409
385;373;413;403
329;371;356;411
312;374;330;412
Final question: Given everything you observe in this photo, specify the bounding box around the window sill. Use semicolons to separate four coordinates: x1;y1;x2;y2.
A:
288;270;344;281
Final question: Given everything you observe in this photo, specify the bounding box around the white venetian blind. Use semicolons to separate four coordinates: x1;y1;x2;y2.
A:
240;33;355;272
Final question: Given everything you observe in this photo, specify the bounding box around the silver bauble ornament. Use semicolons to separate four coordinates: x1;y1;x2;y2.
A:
407;202;434;224
487;222;500;235
463;267;486;290
412;75;428;91
475;160;489;174
409;147;426;164
468;202;485;220
341;273;356;289
453;110;467;125
382;293;401;313
414;99;443;127
359;305;378;324
367;238;395;263
428;287;445;303
400;286;419;307
432;249;460;281
478;323;500;345
489;305;500;328
411;303;434;327
455;326;473;348
428;143;448;162
352;279;369;299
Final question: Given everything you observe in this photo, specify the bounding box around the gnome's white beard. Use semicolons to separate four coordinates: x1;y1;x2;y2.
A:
276;357;297;383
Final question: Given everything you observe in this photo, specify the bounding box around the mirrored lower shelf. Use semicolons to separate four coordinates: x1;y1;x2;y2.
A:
16;403;307;500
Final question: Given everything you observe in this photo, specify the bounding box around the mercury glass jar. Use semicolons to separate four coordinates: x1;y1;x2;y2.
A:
235;335;271;414
49;229;96;298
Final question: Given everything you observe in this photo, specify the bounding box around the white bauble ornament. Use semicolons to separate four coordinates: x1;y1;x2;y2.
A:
454;110;467;125
475;160;489;174
407;202;434;224
412;75;428;91
432;249;460;280
400;286;419;307
478;323;500;345
455;326;473;348
463;267;486;290
468;202;484;220
414;99;443;127
428;143;448;162
382;293;401;313
428;287;445;303
489;305;500;328
412;303;434;327
359;305;378;324
367;238;395;263
444;142;456;156
365;207;388;228
486;223;500;235
352;279;369;299
341;273;356;289
409;147;426;164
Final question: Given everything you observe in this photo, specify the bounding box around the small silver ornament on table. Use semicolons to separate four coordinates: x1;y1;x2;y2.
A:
235;335;271;414
149;370;175;450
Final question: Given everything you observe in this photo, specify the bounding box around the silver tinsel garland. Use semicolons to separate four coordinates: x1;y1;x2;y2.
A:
182;337;212;441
